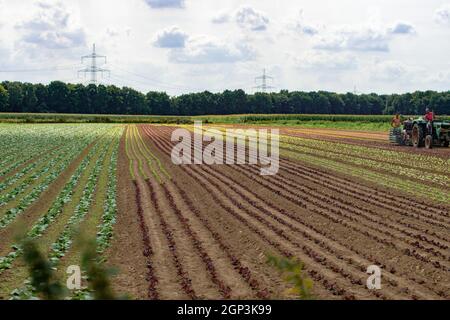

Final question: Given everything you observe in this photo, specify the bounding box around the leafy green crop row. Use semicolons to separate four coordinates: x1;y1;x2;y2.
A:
283;149;450;204
48;148;108;264
280;138;449;188
96;135;120;254
0;134;108;272
0;129;108;229
0;133;97;208
0;125;73;177
10;128;122;300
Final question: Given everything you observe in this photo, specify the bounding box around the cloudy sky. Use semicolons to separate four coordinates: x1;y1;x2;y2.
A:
0;0;449;94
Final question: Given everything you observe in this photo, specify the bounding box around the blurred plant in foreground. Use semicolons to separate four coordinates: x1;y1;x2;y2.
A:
267;254;314;300
14;236;122;300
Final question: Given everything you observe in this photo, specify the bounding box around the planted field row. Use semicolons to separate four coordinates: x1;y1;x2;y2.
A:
181;125;449;203
194;125;449;191
2;123;447;300
141;125;449;299
120;125;277;299
0;124;123;300
144;126;376;299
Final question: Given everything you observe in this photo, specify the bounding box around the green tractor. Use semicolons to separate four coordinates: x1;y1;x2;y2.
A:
389;117;450;149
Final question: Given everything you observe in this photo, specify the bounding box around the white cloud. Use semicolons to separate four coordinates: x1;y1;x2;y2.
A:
426;70;450;83
106;27;120;37
168;35;256;64
287;10;319;36
153;26;188;48
211;6;269;31
144;0;184;9
314;27;390;52
0;0;448;94
388;21;416;34
370;60;408;81
212;11;230;24
16;1;86;50
294;51;358;70
235;6;269;31
435;4;450;25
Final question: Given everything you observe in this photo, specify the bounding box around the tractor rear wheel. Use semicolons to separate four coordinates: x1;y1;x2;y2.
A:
412;124;424;148
425;135;433;149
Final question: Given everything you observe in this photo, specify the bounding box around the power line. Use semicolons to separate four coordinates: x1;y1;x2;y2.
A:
78;43;110;84
0;65;79;73
253;68;275;92
109;64;203;91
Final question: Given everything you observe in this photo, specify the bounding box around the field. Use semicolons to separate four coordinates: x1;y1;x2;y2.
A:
0;122;449;300
2;113;449;131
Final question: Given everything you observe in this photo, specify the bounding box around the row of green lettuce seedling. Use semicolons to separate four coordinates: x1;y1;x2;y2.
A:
0;128;108;229
0;131;111;272
0;135;96;206
10;128;122;300
0;126;71;176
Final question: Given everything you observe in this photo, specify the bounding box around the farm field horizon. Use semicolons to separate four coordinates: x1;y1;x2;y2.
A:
0;121;448;300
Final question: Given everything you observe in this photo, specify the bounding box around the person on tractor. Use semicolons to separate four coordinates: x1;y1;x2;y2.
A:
402;117;413;143
424;108;434;122
424;108;434;135
391;113;402;128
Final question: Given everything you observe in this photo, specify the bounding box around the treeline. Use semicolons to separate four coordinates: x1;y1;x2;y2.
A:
0;81;449;116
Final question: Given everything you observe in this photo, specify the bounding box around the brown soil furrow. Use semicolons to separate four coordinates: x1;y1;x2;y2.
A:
268;166;450;259
145;126;445;299
127;127;191;300
144;126;387;299
162;182;240;299
168;179;272;299
143;179;198;299
281;130;450;159
197;162;447;297
143;126;354;298
202;163;448;298
154;124;448;215
133;180;158;299
279;160;450;237
106;132;150;300
135;128;237;300
153;126;450;267
229;164;449;273
135;177;187;299
276;163;450;248
281;157;449;215
279;139;449;178
280;158;450;221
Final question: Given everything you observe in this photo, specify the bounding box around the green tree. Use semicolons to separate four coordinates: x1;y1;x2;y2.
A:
48;81;70;113
22;83;38;113
251;92;272;114
0;84;9;112
146;91;171;115
5;82;24;112
35;84;49;113
107;85;125;114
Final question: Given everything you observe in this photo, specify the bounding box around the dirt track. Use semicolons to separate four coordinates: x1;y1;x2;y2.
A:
110;125;450;300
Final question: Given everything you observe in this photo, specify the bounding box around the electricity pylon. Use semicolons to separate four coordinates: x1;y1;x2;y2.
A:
253;68;275;92
78;43;110;84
